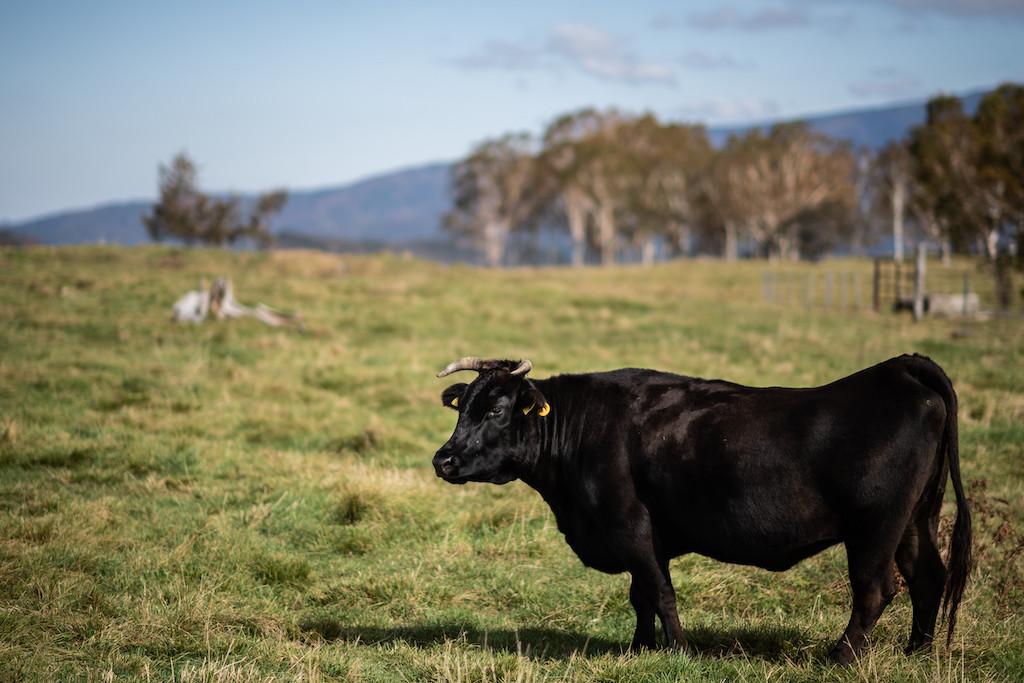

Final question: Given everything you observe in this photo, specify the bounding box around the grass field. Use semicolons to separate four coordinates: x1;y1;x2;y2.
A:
1;246;1023;682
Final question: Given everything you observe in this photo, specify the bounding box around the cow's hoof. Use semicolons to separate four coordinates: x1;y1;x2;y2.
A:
828;642;858;666
666;639;689;654
629;639;655;653
904;640;932;656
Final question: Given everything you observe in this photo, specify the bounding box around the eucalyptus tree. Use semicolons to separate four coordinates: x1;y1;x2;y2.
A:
584;115;631;265
617;116;713;262
444;133;540;267
908;85;1024;307
870;142;914;262
538;111;600;267
707;124;856;260
697;135;748;261
610;114;663;264
539;109;630;266
908;97;985;254
975;84;1024;282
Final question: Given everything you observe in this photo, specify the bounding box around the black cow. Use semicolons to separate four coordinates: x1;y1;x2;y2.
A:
432;354;971;664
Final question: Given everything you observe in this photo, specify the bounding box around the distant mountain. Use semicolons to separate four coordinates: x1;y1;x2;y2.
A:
10;162;452;251
7;90;985;253
272;162;450;242
11;200;155;246
707;92;983;149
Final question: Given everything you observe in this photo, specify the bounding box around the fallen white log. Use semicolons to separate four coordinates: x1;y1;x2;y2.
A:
172;277;210;323
172;276;302;329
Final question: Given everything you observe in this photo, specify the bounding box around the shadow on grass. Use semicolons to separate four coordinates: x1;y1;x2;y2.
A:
299;619;813;662
685;624;815;661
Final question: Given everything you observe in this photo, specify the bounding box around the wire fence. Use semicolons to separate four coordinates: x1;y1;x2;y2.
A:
762;270;867;312
760;248;1008;318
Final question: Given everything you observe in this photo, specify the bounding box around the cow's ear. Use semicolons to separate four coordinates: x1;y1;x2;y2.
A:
516;380;550;417
441;383;468;410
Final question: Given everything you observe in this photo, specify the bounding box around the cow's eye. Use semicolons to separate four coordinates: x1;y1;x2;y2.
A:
488;406;503;417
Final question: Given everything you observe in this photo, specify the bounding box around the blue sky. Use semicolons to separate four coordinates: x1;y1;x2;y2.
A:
1;0;1022;222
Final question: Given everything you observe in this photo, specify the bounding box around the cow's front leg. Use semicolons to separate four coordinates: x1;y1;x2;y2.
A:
628;557;687;651
629;576;656;651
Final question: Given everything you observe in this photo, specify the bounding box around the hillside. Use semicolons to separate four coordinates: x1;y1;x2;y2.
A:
7;90;984;251
1;246;1022;680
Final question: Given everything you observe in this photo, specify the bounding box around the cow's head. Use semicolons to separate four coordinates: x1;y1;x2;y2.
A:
432;356;549;485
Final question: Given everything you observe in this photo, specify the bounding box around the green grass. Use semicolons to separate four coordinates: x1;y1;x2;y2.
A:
1;246;1023;682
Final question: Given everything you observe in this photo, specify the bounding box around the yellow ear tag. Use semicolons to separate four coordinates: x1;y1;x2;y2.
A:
538;402;551;417
450;397;459;407
522;402;534;415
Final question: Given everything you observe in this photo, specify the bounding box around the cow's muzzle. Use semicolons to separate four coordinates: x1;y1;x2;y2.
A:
432;451;461;480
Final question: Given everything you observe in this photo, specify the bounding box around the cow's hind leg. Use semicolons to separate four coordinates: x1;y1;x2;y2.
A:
656;557;686;650
831;539;900;665
896;500;946;653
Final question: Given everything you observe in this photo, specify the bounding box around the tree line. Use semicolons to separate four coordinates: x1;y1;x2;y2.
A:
444;83;1023;305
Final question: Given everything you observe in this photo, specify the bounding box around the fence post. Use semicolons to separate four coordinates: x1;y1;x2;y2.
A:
895;259;903;303
872;259;881;312
854;272;862;309
962;272;970;318
913;243;926;321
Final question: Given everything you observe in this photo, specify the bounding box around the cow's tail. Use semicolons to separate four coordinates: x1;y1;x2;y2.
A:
908;354;972;646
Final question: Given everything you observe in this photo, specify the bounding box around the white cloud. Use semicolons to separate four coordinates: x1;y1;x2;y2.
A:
874;0;1024;18
686;6;810;31
676;98;781;123
451;23;676;86
668;4;854;33
678;50;752;70
548;23;676;84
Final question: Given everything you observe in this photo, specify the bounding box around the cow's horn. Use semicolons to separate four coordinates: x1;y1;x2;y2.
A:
437;356;484;378
510;359;532;376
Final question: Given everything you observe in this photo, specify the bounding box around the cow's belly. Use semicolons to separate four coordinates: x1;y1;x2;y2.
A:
564;534;630;573
688;532;842;571
555;511;633;574
654;491;843;571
